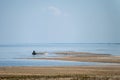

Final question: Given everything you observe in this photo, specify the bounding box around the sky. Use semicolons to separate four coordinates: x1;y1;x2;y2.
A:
0;0;120;44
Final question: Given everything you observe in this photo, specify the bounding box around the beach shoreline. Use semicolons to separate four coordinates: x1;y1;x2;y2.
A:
0;66;120;80
0;52;120;80
23;52;120;63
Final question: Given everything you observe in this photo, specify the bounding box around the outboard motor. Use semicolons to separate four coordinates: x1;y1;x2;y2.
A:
32;50;36;55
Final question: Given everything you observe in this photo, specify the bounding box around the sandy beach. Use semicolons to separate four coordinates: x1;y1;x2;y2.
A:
37;56;120;63
0;52;120;80
27;52;120;63
0;66;120;80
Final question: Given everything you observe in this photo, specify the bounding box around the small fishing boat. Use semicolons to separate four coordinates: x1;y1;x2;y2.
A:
32;51;48;55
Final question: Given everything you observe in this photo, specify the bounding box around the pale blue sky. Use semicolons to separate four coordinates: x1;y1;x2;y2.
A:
0;0;120;44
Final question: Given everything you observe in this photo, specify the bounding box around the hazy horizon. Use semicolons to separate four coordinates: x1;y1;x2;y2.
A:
0;42;120;45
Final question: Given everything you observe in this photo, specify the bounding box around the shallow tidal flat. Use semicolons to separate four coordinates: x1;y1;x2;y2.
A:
0;52;120;80
29;51;120;63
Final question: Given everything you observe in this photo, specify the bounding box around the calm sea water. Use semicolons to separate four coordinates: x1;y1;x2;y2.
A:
0;43;120;66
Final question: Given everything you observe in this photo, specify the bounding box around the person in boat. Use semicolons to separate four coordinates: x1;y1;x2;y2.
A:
32;50;36;55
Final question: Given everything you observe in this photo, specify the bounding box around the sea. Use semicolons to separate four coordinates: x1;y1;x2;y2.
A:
0;43;120;66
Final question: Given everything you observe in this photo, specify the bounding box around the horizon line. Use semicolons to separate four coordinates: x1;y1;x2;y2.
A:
0;42;120;45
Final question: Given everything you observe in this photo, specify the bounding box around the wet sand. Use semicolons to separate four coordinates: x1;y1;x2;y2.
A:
36;56;120;63
0;66;120;75
28;52;120;63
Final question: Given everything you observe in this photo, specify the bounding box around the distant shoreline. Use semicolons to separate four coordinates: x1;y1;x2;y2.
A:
0;42;120;47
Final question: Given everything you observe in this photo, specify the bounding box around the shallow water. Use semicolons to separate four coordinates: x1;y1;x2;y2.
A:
0;59;119;66
0;43;120;66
